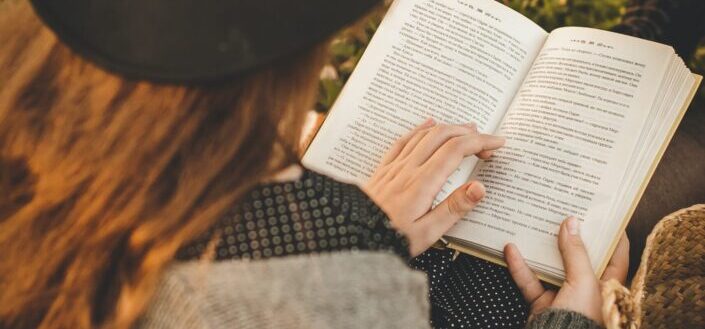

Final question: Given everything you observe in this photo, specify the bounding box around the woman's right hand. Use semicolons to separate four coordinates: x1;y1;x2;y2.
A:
504;217;630;326
364;118;506;257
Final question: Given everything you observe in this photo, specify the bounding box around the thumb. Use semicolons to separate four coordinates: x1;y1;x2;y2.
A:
558;217;595;284
554;217;604;325
443;181;486;219
411;181;485;252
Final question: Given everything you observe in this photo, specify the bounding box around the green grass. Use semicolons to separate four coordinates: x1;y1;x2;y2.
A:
317;0;705;112
502;0;625;31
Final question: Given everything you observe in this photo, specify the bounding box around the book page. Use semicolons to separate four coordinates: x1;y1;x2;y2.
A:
446;27;675;277
303;0;547;196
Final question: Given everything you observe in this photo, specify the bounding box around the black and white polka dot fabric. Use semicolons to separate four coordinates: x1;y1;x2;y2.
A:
177;169;528;328
411;249;528;328
177;169;410;261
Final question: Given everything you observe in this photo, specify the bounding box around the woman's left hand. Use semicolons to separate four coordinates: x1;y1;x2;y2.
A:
504;217;630;325
364;118;505;256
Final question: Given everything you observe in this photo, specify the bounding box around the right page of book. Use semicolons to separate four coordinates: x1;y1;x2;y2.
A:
446;27;689;279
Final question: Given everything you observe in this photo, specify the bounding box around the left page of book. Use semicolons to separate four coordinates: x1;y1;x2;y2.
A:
303;0;548;196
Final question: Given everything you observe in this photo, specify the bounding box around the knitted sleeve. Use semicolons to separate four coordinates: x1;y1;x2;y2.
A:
525;309;603;329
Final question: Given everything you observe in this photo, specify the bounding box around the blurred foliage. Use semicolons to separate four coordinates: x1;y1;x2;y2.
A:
315;6;388;112
691;43;705;74
316;0;703;112
501;0;624;31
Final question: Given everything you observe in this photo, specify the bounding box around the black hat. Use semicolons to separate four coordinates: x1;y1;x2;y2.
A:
29;0;379;83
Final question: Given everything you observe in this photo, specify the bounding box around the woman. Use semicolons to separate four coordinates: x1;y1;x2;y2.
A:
0;0;628;328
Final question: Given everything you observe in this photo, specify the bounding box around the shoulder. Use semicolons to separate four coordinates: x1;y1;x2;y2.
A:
177;169;409;261
257;168;372;204
296;170;388;221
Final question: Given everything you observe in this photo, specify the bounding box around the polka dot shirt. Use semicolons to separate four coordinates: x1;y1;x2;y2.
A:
177;169;528;328
412;249;528;328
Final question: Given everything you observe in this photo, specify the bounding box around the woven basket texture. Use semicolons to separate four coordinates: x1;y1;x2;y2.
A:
603;204;705;329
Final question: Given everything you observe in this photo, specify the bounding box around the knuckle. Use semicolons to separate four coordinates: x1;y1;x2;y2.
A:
374;166;390;179
471;136;484;150
569;236;585;248
564;240;587;257
410;127;426;138
446;193;469;217
382;163;394;171
472;135;486;146
558;237;577;253
391;160;407;172
429;124;448;136
447;197;461;216
445;137;465;153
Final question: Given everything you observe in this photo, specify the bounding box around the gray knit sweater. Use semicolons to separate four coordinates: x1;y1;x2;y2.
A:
137;252;602;329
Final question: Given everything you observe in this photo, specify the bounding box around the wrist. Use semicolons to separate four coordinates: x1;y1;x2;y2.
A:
526;308;603;329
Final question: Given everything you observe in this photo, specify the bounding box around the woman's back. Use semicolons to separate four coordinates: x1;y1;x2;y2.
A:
139;252;430;329
0;1;330;327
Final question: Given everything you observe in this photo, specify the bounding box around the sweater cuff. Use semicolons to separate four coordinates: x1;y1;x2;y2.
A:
525;308;603;329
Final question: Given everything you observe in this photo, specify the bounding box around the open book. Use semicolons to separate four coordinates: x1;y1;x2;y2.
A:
303;0;701;285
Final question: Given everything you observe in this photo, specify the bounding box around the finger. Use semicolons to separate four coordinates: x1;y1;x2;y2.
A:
408;182;485;255
601;233;629;284
407;124;478;165
463;122;478;133
558;217;595;283
380;118;435;166
477;150;495;160
465;123;493;158
504;243;547;304
418;134;505;187
530;290;557;317
396;127;433;161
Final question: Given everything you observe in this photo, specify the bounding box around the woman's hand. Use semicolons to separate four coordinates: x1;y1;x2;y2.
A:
364;118;506;257
504;217;630;325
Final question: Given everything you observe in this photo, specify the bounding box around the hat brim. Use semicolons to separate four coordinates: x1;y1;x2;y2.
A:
30;0;380;84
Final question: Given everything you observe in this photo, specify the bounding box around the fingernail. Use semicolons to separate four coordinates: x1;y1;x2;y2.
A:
466;182;486;202
465;122;478;132
506;243;520;255
567;217;580;235
421;118;435;127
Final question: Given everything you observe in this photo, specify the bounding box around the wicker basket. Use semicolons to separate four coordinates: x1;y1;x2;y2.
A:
602;204;705;329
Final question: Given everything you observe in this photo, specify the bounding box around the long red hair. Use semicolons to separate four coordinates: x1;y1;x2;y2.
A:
0;1;331;328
